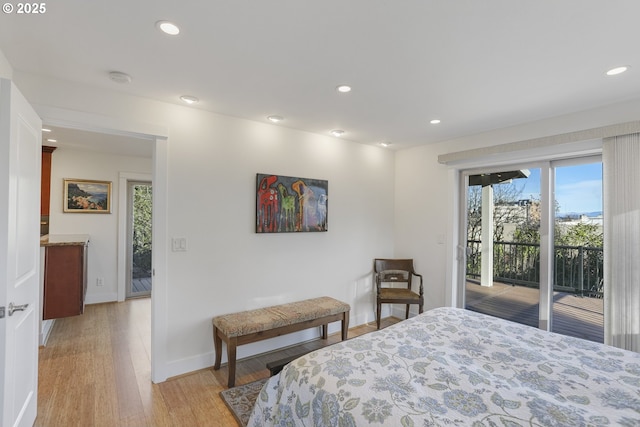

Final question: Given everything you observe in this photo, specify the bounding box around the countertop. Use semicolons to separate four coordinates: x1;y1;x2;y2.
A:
40;234;90;247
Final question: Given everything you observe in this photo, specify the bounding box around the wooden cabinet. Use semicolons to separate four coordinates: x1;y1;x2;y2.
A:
41;146;56;235
41;146;56;216
42;237;89;320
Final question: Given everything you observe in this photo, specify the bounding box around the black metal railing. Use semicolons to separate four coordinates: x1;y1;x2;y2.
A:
466;240;603;297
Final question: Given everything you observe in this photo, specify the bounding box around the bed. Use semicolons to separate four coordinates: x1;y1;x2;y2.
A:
247;307;640;426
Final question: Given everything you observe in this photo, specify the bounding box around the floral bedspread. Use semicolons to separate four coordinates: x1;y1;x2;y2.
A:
247;307;640;426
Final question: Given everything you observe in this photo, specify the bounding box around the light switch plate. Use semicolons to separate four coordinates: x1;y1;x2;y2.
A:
171;237;187;252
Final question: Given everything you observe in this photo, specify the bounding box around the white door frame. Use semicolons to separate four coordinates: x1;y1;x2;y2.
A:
34;105;170;383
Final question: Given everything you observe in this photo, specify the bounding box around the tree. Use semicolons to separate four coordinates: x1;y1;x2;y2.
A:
467;180;530;242
555;222;603;248
467;180;535;282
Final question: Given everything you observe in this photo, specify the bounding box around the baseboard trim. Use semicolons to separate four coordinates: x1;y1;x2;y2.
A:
40;318;56;346
85;292;118;305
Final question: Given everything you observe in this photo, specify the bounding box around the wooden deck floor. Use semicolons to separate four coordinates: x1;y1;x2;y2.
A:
132;277;152;293
466;281;604;343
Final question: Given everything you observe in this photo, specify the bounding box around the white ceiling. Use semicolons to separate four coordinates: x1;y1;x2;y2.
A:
42;126;154;158
1;1;640;151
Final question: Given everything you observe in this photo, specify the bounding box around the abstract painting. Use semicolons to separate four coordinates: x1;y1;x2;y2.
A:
256;173;328;233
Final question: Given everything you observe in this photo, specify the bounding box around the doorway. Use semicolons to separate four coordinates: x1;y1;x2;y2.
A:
461;157;604;342
126;181;152;299
465;167;541;328
37;119;168;383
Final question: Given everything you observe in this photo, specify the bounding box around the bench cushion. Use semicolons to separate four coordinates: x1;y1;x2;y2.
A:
212;296;350;338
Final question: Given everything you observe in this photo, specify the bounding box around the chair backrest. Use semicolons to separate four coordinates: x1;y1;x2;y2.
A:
374;258;416;289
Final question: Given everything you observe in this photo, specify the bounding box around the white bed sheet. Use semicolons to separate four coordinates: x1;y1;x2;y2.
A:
248;307;640;426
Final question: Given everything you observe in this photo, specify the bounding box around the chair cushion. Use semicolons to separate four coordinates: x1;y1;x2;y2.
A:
379;288;421;299
212;296;350;338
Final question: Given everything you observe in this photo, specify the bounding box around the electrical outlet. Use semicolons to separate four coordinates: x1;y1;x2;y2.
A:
96;277;104;286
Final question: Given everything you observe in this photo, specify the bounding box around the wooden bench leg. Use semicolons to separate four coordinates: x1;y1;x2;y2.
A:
226;337;237;388
213;327;222;370
321;312;349;341
342;311;349;340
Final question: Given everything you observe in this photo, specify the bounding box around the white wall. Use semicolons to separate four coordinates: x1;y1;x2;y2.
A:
0;49;12;79
48;147;152;303
161;108;394;368
14;72;396;377
394;144;451;311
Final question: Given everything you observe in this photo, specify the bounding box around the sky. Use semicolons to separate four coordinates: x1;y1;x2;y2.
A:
516;162;603;215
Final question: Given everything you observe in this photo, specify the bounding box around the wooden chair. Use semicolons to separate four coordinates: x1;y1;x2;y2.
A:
374;258;424;329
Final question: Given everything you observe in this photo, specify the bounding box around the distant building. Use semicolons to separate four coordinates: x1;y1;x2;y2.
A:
497;199;540;241
556;213;603;235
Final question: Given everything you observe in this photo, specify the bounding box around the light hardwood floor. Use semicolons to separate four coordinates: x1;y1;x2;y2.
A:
36;298;398;427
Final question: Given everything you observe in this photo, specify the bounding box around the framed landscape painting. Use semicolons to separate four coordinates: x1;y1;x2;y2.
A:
63;179;112;213
256;173;328;233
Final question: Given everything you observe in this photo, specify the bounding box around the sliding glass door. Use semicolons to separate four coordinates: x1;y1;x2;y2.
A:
462;157;603;342
465;167;541;328
551;160;603;341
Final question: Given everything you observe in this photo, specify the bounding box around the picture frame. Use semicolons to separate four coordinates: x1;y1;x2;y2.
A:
63;179;112;213
256;173;328;233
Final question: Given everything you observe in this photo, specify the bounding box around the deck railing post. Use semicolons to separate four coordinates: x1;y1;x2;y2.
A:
578;246;584;296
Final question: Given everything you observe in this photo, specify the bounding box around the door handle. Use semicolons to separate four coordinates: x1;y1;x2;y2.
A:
8;302;28;316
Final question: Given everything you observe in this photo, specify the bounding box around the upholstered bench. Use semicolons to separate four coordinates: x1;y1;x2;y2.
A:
212;296;350;387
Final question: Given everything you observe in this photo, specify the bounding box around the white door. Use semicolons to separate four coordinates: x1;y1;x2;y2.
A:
0;78;42;427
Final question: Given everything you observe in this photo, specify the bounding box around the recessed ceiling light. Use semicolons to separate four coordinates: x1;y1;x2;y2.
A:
180;95;199;105
606;66;629;76
47;139;57;143
109;71;132;84
336;85;352;93
267;115;284;123
380;142;391;147
430;119;441;124
156;20;180;35
42;128;51;133
330;129;345;137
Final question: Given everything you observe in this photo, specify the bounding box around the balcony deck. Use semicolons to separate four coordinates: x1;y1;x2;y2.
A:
465;280;604;343
132;277;152;293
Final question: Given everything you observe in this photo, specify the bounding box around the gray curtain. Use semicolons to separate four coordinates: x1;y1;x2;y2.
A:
603;133;640;352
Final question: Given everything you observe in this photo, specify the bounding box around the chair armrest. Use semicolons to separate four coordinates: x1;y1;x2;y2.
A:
412;272;424;296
